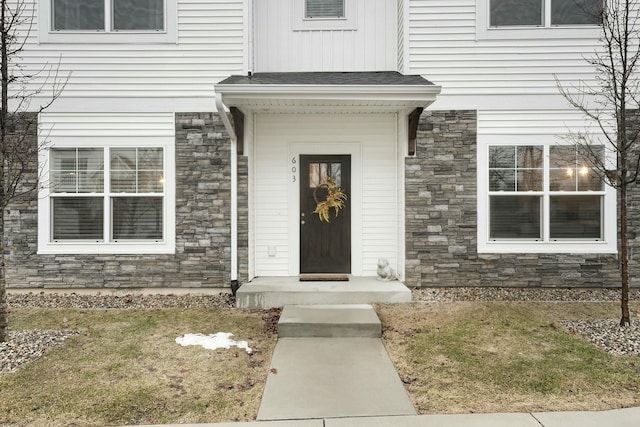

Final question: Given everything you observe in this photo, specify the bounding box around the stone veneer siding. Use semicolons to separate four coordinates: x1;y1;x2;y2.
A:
626;110;640;287
5;112;247;289
405;109;627;288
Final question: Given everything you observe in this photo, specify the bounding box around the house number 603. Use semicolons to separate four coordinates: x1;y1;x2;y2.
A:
291;157;297;182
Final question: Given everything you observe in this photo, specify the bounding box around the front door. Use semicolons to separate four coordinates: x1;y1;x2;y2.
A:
300;155;351;274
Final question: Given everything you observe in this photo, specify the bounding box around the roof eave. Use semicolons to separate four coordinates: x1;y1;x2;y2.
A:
214;83;442;107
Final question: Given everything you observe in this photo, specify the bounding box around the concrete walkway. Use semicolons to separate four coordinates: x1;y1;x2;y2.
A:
257;337;416;420
257;304;415;419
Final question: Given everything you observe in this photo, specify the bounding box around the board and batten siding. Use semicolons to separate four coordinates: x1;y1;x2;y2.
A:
253;0;397;72
253;114;400;277
18;0;245;112
408;0;604;111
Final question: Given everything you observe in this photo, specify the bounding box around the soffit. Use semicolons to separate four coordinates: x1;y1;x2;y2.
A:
215;72;441;114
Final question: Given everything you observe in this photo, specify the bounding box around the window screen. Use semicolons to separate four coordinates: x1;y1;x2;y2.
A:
53;0;105;30
113;0;164;30
306;0;345;18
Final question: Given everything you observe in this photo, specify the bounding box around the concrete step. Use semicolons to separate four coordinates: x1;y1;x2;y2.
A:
236;276;412;309
278;304;382;338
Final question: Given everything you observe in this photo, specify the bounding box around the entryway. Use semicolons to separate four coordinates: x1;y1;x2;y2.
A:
252;113;402;278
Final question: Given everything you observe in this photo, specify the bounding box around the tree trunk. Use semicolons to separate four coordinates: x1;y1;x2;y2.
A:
620;184;631;327
0;209;5;342
0;0;7;342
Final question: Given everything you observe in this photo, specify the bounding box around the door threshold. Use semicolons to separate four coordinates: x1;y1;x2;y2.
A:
299;274;350;282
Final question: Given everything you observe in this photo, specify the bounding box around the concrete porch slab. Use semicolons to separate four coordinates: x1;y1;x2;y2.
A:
257;337;416;420
236;276;412;309
278;304;382;338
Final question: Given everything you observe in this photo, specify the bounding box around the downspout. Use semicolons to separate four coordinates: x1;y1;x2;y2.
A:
215;92;239;294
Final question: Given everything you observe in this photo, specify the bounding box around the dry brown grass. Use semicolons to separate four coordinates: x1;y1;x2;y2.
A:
0;308;279;426
377;301;640;415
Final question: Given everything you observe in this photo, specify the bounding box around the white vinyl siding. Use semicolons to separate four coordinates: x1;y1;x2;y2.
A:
38;112;176;254
254;0;396;72
253;114;399;277
21;0;244;111
408;0;602;111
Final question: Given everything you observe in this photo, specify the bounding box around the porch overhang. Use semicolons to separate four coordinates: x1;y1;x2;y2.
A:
214;71;441;114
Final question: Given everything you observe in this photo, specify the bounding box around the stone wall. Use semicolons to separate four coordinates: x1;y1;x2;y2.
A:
626;109;640;287
405;110;623;288
5;112;247;289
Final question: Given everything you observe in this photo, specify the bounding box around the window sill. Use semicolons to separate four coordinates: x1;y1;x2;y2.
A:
476;25;601;41
477;240;616;254
38;31;177;44
37;242;175;255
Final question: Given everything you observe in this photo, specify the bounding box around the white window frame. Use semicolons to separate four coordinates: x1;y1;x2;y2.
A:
38;0;177;44
38;142;175;254
477;136;617;254
476;0;601;40
292;0;357;31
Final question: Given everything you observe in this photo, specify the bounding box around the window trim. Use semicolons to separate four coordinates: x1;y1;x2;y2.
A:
38;142;176;254
292;0;357;31
38;0;177;44
477;136;617;254
476;0;601;40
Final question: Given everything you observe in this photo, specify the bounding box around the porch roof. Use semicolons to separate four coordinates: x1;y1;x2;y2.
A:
214;71;441;113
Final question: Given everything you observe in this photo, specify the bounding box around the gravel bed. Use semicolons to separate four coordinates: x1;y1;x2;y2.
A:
1;330;79;374
8;292;235;310
411;286;640;302
562;320;640;355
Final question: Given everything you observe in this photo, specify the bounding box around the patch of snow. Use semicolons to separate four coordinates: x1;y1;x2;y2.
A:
175;332;252;354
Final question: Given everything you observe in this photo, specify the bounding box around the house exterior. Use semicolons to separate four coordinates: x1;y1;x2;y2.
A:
6;0;639;290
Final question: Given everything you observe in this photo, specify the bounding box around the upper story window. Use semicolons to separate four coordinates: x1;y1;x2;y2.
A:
305;0;344;18
477;0;602;40
39;0;176;43
292;0;356;31
490;0;602;27
53;0;164;31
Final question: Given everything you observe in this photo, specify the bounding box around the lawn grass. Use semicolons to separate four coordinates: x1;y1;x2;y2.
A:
0;308;277;426
3;302;640;425
377;301;640;414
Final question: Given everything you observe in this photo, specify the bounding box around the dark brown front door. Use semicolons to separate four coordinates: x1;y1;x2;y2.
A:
300;155;351;274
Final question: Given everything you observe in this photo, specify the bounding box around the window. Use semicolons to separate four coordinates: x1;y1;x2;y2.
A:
479;143;615;253
490;0;601;27
39;0;176;43
305;0;344;18
477;0;602;40
53;0;164;31
42;146;173;253
292;0;356;31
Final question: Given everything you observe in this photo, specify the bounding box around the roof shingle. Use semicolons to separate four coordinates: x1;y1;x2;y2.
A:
218;71;434;86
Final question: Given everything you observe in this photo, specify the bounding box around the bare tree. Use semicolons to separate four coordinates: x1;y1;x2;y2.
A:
556;0;640;326
0;0;66;341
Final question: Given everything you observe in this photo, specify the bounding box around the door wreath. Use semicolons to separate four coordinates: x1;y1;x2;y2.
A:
313;177;348;223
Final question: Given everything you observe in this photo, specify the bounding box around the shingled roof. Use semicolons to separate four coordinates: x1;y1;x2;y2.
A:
218;71;435;86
